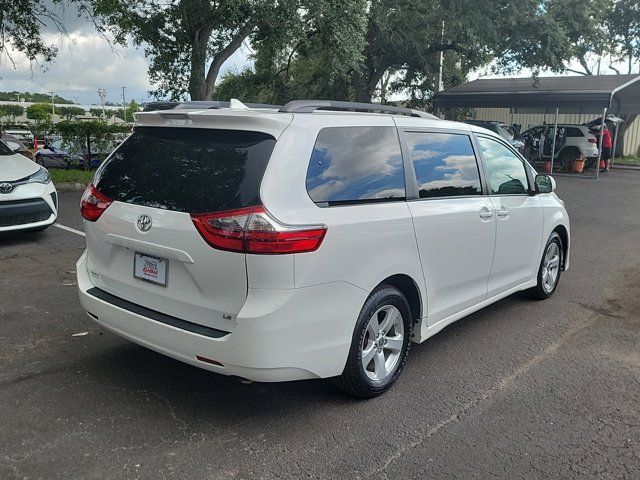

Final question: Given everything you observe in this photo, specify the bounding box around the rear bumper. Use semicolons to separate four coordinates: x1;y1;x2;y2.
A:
77;252;367;382
0;182;57;232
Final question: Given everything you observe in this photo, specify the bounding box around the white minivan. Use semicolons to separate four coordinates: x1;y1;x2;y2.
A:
77;100;570;397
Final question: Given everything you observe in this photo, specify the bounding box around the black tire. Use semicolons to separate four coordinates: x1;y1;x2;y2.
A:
333;285;413;398
528;232;563;300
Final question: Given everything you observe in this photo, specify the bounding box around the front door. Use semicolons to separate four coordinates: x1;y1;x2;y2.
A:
476;135;544;297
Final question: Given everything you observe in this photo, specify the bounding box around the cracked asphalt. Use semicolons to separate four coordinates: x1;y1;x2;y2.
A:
1;171;640;479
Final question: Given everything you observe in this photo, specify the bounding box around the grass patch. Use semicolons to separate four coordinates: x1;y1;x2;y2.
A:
615;156;640;166
50;168;95;184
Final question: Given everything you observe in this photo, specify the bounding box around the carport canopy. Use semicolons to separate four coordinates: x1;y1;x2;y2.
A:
433;74;640;114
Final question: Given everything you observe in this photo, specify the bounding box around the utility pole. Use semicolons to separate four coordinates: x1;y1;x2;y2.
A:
49;91;55;116
435;20;445;93
121;86;127;122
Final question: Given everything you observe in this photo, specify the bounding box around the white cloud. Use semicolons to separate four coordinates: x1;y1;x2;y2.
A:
0;25;252;105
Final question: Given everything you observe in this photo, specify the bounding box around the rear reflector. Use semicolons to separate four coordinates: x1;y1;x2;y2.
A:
80;184;113;222
191;205;327;254
196;355;224;367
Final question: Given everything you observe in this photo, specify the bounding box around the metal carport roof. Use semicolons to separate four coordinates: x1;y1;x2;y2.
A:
433;74;640;114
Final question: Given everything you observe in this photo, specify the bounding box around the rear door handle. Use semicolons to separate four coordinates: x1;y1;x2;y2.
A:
479;207;494;220
497;206;510;218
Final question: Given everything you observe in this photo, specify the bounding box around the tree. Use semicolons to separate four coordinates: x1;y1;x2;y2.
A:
113;100;140;122
0;1;96;65
94;0;366;100
55;120;130;169
608;0;640;74
26;103;53;123
0;104;25;122
215;0;567;104
58;106;87;120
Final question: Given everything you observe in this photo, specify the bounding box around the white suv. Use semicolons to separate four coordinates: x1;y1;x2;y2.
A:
77;100;570;397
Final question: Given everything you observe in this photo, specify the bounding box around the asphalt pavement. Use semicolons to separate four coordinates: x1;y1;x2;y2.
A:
1;171;639;479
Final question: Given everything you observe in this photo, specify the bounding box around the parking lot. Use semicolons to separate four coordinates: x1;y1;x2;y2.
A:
2;171;640;479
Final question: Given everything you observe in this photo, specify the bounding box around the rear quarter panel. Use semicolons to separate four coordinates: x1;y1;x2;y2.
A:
259;114;426;312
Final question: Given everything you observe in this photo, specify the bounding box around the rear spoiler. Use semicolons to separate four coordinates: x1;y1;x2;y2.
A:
132;109;293;139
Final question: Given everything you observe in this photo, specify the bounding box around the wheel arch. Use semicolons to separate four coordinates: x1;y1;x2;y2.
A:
552;224;569;270
558;146;581;159
375;274;422;323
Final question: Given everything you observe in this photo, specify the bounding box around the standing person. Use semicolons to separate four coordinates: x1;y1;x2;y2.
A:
600;123;613;171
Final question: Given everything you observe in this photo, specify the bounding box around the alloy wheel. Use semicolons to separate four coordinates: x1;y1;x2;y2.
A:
542;242;561;293
361;305;405;381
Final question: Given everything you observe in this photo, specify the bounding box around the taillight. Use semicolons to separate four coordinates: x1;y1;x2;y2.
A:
588;138;598;144
80;183;112;222
191;205;327;254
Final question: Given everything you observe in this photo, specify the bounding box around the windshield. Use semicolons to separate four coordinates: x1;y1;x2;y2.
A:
496;125;515;141
0;141;15;156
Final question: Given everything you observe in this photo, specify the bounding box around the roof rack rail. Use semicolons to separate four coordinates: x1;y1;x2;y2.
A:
279;100;436;118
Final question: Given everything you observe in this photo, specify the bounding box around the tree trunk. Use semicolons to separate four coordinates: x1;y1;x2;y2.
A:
84;134;92;171
188;27;213;100
202;22;255;100
352;67;386;103
352;71;371;102
615;114;638;157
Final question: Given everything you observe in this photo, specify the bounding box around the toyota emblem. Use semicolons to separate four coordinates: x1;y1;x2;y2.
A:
0;182;13;194
137;214;152;232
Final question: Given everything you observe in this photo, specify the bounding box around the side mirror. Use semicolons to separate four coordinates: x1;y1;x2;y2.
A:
535;174;556;194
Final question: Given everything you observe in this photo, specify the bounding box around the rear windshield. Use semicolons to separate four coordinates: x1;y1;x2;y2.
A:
94;127;276;214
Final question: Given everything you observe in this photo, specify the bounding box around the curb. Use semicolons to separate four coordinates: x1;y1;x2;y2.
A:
55;182;88;192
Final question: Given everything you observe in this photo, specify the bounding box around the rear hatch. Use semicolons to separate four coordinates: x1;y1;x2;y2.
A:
84;124;279;332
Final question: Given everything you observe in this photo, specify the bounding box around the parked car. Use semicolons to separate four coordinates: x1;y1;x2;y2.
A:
522;124;599;166
2;124;34;148
34;139;83;169
0;139;57;232
36;138;120;169
463;120;525;152
1;134;33;160
77;99;570;397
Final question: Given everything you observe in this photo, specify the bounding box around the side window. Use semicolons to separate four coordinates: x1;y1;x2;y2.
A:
405;132;482;198
565;127;583;137
306;127;405;204
477;136;529;195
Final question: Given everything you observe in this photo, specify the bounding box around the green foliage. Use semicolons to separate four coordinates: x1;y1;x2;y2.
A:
26;103;53;123
112;100;140;122
0;91;73;103
89;108;106;118
608;0;640;73
94;0;367;100
0;1;94;64
58;106;88;120
54;120;130;169
0;104;25;122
